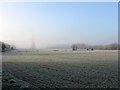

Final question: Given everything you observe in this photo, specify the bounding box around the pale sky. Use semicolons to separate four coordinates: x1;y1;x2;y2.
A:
0;2;118;48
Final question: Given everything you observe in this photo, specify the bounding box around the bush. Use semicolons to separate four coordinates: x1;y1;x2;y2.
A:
91;48;94;51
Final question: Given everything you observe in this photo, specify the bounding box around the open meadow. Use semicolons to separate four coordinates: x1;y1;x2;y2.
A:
2;50;118;89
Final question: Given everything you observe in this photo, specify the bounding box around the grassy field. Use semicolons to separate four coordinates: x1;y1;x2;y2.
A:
2;50;118;88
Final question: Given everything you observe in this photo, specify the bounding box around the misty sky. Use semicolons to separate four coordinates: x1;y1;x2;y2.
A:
0;2;118;48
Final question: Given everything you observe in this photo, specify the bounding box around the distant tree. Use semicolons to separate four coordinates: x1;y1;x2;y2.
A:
91;48;94;51
118;44;120;50
72;44;78;51
71;43;119;50
2;43;6;52
109;43;118;50
0;41;16;52
11;45;16;50
0;42;2;52
11;47;14;50
5;44;11;51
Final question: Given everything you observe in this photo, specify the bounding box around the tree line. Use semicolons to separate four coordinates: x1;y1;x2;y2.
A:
0;41;15;52
72;43;120;51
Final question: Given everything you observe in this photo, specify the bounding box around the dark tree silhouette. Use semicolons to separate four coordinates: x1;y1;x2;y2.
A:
72;44;78;51
91;48;94;51
2;43;6;52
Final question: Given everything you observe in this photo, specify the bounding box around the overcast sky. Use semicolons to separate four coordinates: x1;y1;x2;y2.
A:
0;2;118;48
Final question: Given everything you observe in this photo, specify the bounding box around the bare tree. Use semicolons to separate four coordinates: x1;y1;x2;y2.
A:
0;41;16;52
91;48;94;51
109;43;118;50
72;44;78;51
2;43;6;52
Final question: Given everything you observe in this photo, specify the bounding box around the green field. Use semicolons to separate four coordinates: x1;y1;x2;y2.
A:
2;50;118;88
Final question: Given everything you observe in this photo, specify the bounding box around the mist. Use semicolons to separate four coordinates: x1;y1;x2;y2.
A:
1;2;118;49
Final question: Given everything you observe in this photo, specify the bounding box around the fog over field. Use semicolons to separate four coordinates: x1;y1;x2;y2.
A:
0;2;118;49
0;1;119;89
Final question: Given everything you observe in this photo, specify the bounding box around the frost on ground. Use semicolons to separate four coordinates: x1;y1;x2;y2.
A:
2;50;119;89
0;71;2;90
2;72;39;90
